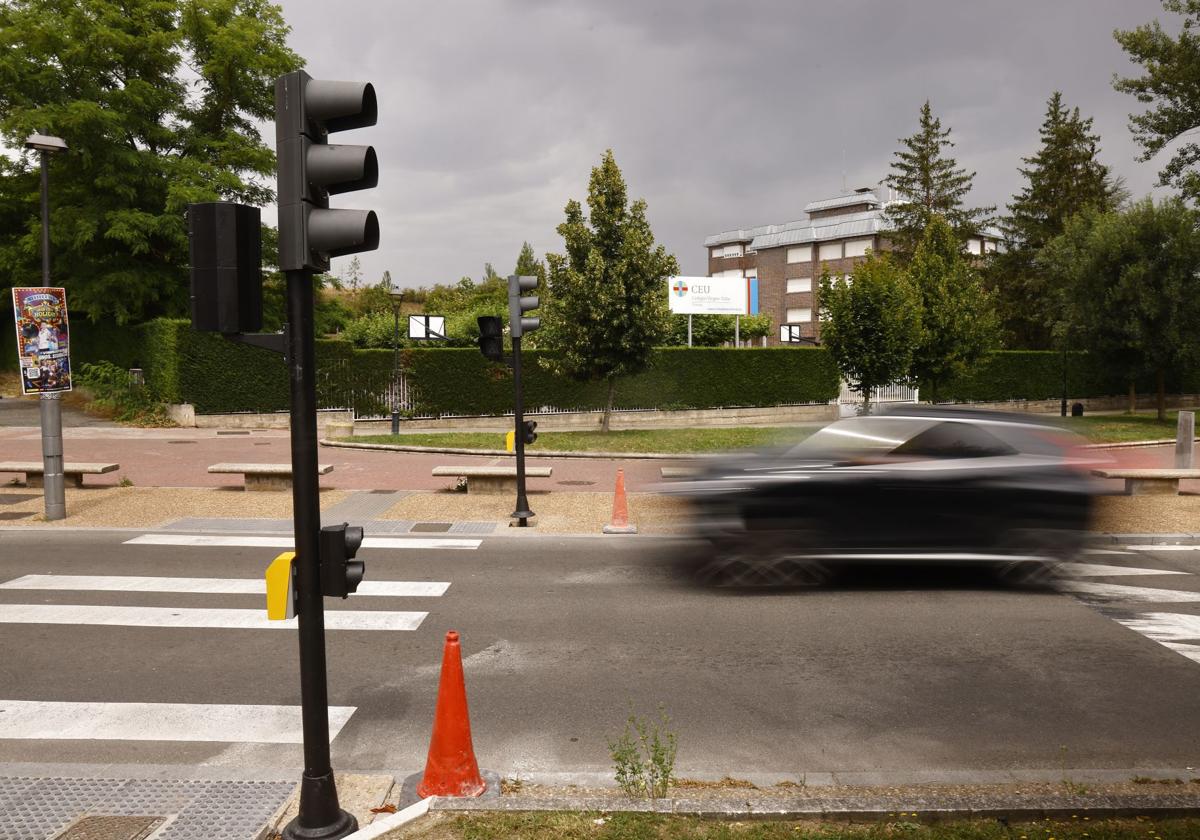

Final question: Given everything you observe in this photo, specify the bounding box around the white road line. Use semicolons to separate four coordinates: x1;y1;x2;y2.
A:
1117;612;1200;645
0;604;426;631
123;534;481;550
1123;545;1200;552
0;700;354;743
1061;581;1200;603
1059;562;1189;577
0;575;449;598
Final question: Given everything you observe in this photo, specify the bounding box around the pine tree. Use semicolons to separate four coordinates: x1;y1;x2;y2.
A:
883;101;993;257
991;92;1123;348
541;150;678;431
513;241;545;282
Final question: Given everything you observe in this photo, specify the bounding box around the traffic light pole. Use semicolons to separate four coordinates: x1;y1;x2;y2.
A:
284;268;356;840
511;335;532;526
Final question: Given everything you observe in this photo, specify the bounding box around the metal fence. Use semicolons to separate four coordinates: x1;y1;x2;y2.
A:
836;380;920;417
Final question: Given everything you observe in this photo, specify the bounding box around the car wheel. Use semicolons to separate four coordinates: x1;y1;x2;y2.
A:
693;539;830;588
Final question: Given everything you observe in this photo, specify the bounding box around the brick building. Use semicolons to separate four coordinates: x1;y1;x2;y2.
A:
703;188;999;345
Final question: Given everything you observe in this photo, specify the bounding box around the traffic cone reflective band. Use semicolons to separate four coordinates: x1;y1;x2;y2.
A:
602;468;638;534
416;630;486;798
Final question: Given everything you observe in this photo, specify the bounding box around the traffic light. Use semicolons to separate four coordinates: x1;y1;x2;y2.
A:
276;70;380;273
477;315;504;362
508;274;540;338
522;420;538;445
188;202;263;334
319;522;365;598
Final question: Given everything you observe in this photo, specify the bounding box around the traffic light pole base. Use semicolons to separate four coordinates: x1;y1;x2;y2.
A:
281;772;357;840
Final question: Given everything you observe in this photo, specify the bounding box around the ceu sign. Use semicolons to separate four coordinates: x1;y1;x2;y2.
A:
667;276;759;315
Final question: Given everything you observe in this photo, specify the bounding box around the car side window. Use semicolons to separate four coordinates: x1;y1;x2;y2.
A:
890;422;1017;459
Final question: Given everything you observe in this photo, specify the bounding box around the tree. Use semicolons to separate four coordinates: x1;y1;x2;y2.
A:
0;0;301;324
663;312;771;347
342;256;363;291
906;217;998;403
513;241;545;282
541;150;678;431
818;256;922;415
883;101;993;257
1039;197;1200;419
1114;1;1200;204
991;92;1124;346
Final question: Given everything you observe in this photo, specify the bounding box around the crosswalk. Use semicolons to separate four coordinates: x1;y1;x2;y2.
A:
1060;550;1200;667
0;530;475;745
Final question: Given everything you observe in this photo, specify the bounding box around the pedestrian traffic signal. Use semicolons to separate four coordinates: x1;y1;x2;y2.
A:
522;420;538;445
319;522;365;599
276;70;379;273
477;315;504;362
187;202;264;334
508;274;540;338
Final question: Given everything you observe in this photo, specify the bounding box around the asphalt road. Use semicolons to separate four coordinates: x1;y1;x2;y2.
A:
2;529;1200;784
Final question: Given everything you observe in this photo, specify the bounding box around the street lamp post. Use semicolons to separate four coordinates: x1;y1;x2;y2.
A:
390;290;403;435
25;132;68;521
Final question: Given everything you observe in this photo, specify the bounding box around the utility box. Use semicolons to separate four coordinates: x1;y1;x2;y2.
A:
188;202;263;334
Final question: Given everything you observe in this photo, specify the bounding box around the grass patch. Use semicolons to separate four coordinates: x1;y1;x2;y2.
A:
395;813;1200;839
349;426;816;454
1055;412;1192;444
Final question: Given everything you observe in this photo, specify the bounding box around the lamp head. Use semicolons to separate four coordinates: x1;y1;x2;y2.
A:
24;133;67;153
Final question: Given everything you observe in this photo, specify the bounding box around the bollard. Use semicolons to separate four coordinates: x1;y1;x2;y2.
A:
1177;411;1195;469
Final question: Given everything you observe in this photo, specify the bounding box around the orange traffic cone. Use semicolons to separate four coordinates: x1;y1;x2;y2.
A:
602;468;638;534
416;631;486;798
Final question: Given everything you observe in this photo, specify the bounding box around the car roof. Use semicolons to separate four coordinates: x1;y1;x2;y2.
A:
876;405;1061;429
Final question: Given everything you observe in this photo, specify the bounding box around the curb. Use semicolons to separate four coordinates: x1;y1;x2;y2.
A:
319;438;705;460
341;797;431;839
1086;437;1200;450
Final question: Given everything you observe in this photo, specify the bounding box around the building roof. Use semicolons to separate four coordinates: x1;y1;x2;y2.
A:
802;192;881;213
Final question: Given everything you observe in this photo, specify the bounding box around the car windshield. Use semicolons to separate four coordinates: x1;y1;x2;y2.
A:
793;417;1020;460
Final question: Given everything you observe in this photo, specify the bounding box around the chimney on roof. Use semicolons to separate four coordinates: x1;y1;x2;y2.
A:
854;186;872;194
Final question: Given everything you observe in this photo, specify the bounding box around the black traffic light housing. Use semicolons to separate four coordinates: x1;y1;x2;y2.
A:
508;274;540;338
522;420;538;445
188;202;263;334
276;70;380;273
319;522;365;599
477;315;504;362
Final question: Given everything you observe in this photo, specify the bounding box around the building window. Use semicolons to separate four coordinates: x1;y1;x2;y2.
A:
967;238;983;255
818;241;842;261
786;277;811;294
786;307;812;323
786;245;812;264
983;240;997;253
720;244;744;259
844;237;873;258
711;269;744;278
745;268;758;280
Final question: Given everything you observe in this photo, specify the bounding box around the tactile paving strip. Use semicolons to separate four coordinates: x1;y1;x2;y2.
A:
0;777;294;840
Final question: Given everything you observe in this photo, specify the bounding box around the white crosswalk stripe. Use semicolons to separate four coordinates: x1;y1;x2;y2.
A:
0;700;355;743
0;574;449;598
1060;561;1188;577
1058;581;1200;603
0;603;428;631
124;533;481;550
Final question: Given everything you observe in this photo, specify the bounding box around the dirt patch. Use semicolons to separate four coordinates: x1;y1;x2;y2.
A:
0;485;349;528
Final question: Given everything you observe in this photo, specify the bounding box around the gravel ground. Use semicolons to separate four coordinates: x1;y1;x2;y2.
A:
380;491;694;534
0;485;349;528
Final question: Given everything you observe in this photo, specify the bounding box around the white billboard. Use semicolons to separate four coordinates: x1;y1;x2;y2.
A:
667;276;760;315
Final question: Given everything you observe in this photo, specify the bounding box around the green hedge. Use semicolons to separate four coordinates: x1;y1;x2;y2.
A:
401;346;840;416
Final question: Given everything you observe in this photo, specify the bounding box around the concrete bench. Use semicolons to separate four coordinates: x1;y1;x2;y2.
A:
209;462;332;491
432;465;553;494
1092;468;1200;495
660;466;701;479
0;461;119;488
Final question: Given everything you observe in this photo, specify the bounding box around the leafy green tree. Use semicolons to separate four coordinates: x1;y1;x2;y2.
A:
818;257;922;415
883;101;993;258
513;241;545;282
1039;197;1200;419
906;217;998;402
991;92;1124;347
0;0;301;324
1114;1;1200;204
541;150;678;431
663;313;770;346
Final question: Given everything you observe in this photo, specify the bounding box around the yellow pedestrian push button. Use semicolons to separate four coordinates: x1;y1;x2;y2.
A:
266;552;296;620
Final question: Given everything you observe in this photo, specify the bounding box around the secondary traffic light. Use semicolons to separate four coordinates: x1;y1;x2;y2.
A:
477;315;504;362
508;274;540;338
319;522;365;598
522;420;538;445
276;70;379;273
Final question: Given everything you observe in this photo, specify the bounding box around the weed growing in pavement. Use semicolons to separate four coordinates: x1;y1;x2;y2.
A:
1059;745;1089;795
608;704;677;799
118;476;133;487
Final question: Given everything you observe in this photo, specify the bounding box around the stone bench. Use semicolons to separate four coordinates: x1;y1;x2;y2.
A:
660;466;701;479
209;462;332;491
1092;468;1200;495
0;461;119;488
432;465;553;494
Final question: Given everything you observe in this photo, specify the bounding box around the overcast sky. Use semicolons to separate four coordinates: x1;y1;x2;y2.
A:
271;0;1175;289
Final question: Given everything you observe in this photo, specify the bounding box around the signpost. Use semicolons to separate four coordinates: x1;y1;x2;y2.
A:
408;314;447;340
667;276;759;347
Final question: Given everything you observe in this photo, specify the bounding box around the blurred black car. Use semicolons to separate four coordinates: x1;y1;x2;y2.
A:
669;407;1104;586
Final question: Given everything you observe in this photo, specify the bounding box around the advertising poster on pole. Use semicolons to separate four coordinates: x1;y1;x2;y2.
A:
667;276;759;315
11;287;71;395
